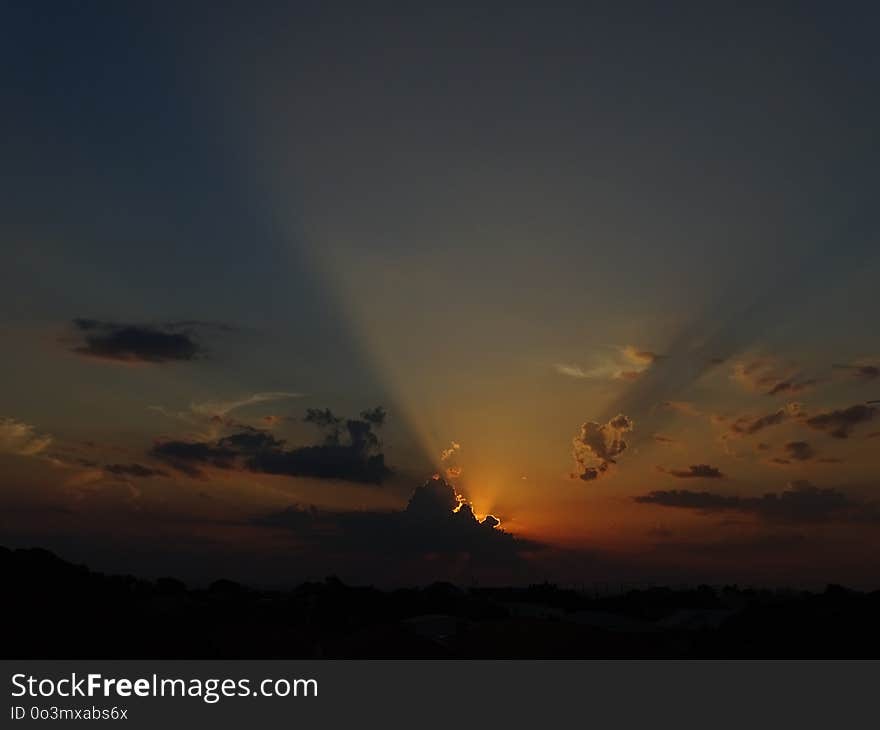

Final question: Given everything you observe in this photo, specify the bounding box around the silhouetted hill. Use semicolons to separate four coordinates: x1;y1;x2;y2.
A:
4;546;880;658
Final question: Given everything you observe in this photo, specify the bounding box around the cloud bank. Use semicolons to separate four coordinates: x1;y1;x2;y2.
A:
635;480;879;524
152;407;391;483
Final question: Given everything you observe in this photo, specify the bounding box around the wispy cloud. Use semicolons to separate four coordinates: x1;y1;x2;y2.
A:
190;392;303;418
556;345;663;382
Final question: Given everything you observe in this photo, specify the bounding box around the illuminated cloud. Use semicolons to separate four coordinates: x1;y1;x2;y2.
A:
571;413;634;481
621;346;662;366
556;345;661;382
0;418;52;456
659;463;725;479
152;407;391;483
554;363;607;379
804;404;876;439
438;441;463;479
440;441;461;461
635;480;879;524
190;392;303;418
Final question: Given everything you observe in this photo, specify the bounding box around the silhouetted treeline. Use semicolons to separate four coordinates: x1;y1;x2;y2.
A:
4;546;880;658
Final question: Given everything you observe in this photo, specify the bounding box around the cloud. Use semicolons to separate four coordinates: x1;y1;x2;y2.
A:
440;441;460;461
556;345;661;382
768;441;815;465
804;404;876;439
152;407;391;484
726;402;802;437
833;363;879;381
254;477;533;562
621;346;662;366
104;463;169;479
659;464;725;479
731;359;819;397
656;401;702;417
190;392;302;418
653;434;679;446
438;441;463;480
69;319;228;363
150;440;237;477
0;418;52;456
554;363;605;379
634;480;879;524
571;414;634;481
765;378;820;397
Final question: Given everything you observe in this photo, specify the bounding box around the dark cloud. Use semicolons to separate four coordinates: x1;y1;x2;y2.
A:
657;401;702;417
303;408;342;430
254;477;533;562
653;434;678;445
769;441;816;465
833;363;879;381
217;429;284;452
104;463;168;479
727;403;801;437
151;407;391;484
150;440;237;477
804;404;876;439
70;319;227;363
660;464;725;479
571;414;633;481
766;378;820;396
634;480;879;525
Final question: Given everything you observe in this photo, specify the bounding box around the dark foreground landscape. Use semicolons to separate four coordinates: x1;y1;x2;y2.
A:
5;546;879;659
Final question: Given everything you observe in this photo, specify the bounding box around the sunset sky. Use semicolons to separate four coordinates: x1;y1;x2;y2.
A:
2;3;879;588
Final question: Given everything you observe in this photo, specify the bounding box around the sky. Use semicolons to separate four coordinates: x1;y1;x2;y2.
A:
1;2;879;588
